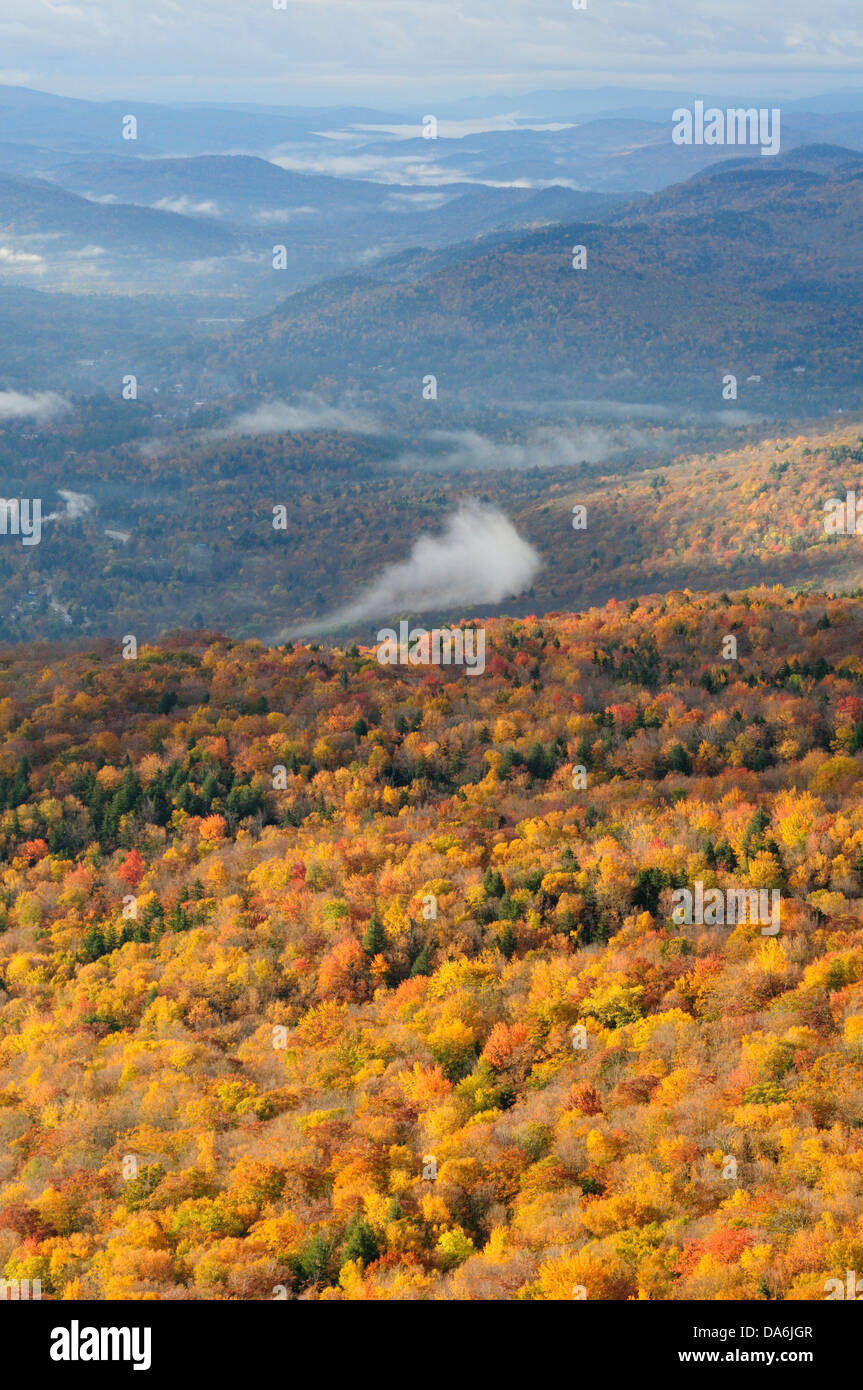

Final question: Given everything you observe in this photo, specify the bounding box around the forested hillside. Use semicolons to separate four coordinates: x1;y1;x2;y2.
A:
5;417;863;644
1;587;862;1299
189;157;863;410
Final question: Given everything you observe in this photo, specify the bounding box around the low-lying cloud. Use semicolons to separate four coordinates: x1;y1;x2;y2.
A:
351;116;576;139
153;195;221;217
393;425;661;471
510;398;766;428
287;500;541;636
45;489;95;521
0;246;44;269
251;206;319;224
0;391;69;422
220;397;379;437
268;149;462;186
140;395;381;459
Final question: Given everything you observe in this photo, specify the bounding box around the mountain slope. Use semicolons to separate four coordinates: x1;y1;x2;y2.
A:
190;151;863;411
0;173;239;258
0;589;861;1300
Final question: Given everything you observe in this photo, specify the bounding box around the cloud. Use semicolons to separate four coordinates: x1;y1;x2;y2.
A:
153;195;221;216
139;395;381;459
392;425;661;471
382;191;452;211
3;1;863;106
288;500;541;635
251;206;319;223
56;488;94;519
220;397;379;437
0;391;68;422
508;399;768;429
268;150;461;186
351;115;576;138
0;246;43;268
45;488;94;521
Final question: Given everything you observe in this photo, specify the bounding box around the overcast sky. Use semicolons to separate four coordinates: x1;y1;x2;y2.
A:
1;0;861;106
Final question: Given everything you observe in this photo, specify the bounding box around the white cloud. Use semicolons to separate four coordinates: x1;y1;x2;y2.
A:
221;397;379;436
139;395;380;459
251;205;319;223
382;191;452;210
0;390;68;421
289;499;541;634
56;488;93;519
268;150;460;185
350;115;576;138
0;246;43;268
2;1;862;104
153;195;221;216
394;424;661;470
45;488;94;520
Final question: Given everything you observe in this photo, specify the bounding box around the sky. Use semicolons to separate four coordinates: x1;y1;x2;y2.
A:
0;0;861;106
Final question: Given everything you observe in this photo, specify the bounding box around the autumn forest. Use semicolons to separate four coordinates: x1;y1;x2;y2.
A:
1;588;862;1301
3;16;863;1333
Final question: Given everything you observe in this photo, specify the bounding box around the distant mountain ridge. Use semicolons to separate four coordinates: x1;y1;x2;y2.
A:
0;172;238;257
185;146;863;412
6;83;863;192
